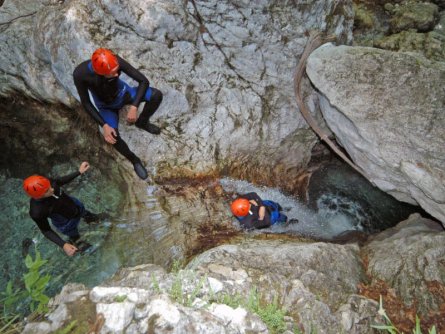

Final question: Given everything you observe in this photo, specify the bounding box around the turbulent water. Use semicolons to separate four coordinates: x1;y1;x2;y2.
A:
220;177;367;239
220;161;421;240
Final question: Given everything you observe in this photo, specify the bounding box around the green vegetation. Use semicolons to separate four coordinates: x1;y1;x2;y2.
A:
372;295;437;334
1;248;51;333
165;260;289;333
54;320;78;334
113;295;127;303
150;273;161;293
213;288;287;334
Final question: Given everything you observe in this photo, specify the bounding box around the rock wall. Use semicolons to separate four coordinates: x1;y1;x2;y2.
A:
0;0;354;190
306;44;445;224
22;214;445;333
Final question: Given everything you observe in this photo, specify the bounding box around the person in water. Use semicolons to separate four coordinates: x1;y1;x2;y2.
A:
23;162;98;256
230;192;288;230
73;48;163;180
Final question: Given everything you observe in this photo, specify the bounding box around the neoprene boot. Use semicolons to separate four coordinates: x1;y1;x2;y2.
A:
133;159;148;180
83;211;99;224
74;240;92;253
136;121;161;135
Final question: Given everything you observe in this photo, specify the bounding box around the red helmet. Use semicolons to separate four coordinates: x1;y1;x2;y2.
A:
23;175;51;199
91;48;119;76
231;198;250;217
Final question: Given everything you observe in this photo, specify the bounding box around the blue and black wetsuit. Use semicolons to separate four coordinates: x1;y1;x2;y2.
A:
234;192;287;230
29;171;86;248
73;55;163;164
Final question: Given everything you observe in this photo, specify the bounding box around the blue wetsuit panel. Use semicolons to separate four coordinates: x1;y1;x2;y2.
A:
88;62;153;129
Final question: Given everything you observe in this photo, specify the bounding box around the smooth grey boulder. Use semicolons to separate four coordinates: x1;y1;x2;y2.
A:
306;44;445;225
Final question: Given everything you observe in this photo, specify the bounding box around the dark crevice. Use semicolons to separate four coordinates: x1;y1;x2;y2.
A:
0;11;38;27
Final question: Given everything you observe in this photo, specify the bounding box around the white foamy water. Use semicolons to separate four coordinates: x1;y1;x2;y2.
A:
220;178;369;240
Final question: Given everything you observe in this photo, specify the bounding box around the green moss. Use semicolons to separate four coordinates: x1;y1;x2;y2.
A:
354;3;375;29
374;30;445;61
388;1;439;33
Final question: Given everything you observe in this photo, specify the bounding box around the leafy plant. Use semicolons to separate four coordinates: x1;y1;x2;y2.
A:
244;288;287;334
150;273;161;293
54;320;77;334
372;295;437;334
23;251;51;314
185;276;205;307
169;273;184;304
0;314;22;334
170;259;182;274
212;288;287;334
1;249;51;320
113;295;127;303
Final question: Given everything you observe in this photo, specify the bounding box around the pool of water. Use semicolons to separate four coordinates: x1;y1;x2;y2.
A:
0;164;142;298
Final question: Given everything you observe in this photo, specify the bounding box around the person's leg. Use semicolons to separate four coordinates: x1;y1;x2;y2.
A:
98;106;148;180
69;196;99;224
113;132;148;180
83;211;99;224
51;216;81;242
135;87;163;134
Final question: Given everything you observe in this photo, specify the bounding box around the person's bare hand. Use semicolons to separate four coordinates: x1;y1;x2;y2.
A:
63;243;78;256
127;105;138;123
103;124;117;144
249;200;258;206
79;161;90;174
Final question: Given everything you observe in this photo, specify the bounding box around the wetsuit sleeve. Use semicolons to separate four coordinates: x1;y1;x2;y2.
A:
31;216;66;248
253;216;271;229
73;65;106;127
54;171;81;187
242;192;264;206
239;215;255;230
117;55;150;108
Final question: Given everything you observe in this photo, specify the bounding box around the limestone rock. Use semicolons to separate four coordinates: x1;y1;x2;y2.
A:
97;302;136;333
0;0;354;188
187;239;376;333
364;213;445;315
306;44;445;224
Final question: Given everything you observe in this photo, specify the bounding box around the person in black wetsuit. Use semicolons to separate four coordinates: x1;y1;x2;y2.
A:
23;162;98;256
73;48;163;180
230;192;288;230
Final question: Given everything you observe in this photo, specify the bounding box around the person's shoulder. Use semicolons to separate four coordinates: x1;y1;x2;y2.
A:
29;199;44;217
73;60;90;77
115;54;125;63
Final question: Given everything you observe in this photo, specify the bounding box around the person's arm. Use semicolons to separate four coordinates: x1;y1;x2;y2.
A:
33;217;78;256
243;192;264;206
239;215;255;230
54;171;81;187
117;55;150;108
54;161;90;187
253;215;271;229
73;66;107;127
32;216;66;248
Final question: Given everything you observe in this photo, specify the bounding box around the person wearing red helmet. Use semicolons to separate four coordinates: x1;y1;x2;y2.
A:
73;48;164;180
23;162;98;256
230;192;288;230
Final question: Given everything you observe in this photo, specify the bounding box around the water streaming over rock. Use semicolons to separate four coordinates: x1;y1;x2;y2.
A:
220;159;421;240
